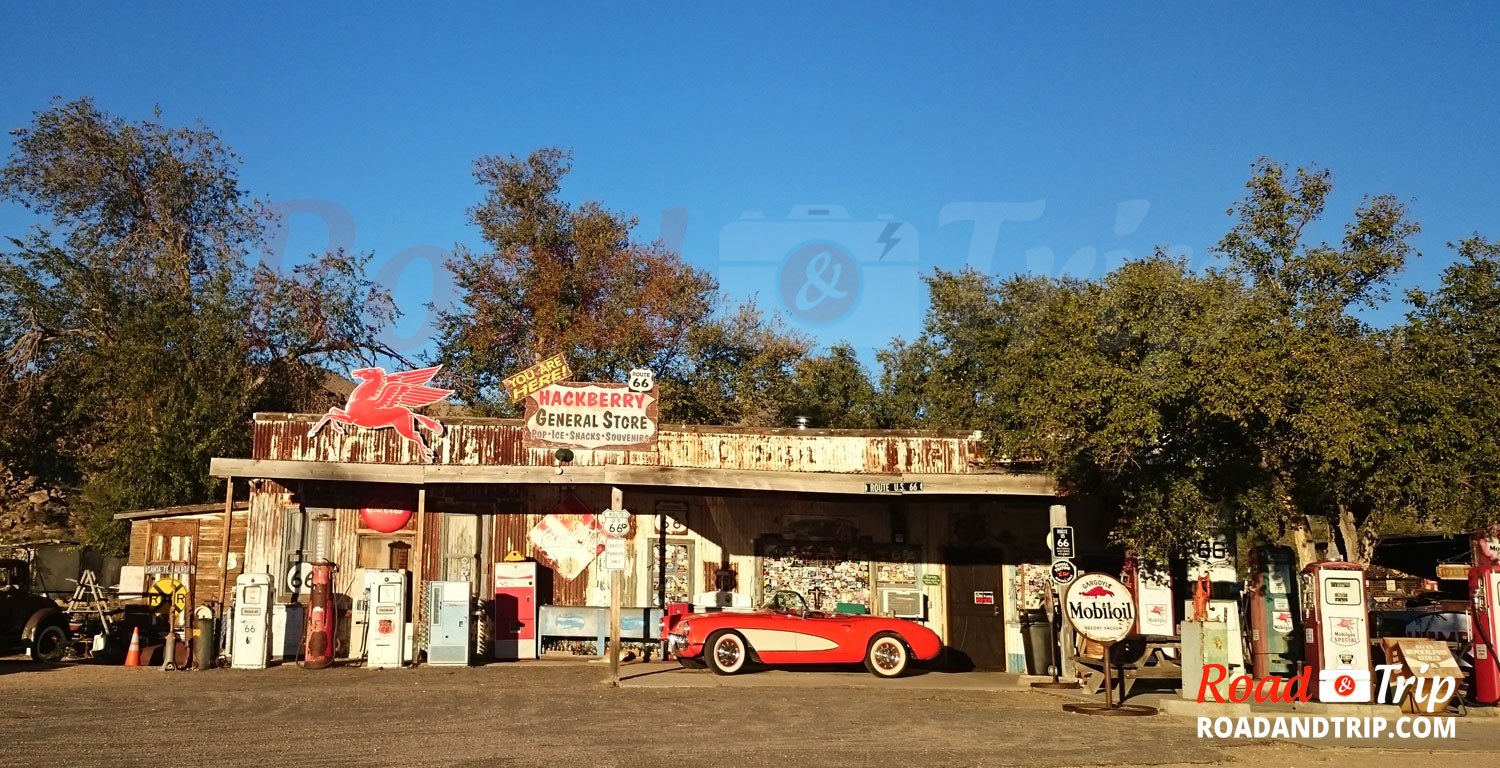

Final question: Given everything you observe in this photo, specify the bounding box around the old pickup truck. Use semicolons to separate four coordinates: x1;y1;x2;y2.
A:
0;559;69;661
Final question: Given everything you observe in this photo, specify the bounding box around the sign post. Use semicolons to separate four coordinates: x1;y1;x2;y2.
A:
1033;506;1081;691
1059;573;1157;716
605;490;626;687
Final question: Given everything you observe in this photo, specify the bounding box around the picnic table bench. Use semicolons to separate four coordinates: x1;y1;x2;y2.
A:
1070;635;1182;700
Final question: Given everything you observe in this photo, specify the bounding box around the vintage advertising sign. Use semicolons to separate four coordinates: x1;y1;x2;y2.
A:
1064;573;1136;643
527;511;605;581
360;486;415;533
1050;559;1076;585
523;382;658;450
307;365;454;462
503;354;572;403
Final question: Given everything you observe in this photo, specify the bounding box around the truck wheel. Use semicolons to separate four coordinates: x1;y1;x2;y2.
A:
706;630;750;675
865;632;910;678
30;623;67;663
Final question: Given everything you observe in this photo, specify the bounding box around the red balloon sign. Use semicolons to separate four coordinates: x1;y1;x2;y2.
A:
360;487;414;533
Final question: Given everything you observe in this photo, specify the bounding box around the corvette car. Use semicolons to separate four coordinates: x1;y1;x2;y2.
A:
666;590;942;677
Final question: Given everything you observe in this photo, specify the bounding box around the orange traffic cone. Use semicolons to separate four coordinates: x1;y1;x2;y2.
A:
124;626;141;667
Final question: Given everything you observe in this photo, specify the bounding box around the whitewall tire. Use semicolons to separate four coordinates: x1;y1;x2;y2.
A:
865;633;909;678
707;631;750;675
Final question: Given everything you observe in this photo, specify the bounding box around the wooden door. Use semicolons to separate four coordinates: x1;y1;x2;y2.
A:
147;521;199;629
441;513;480;594
944;548;1006;670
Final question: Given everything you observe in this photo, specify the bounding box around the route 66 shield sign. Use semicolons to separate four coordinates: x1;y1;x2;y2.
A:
627;368;654;393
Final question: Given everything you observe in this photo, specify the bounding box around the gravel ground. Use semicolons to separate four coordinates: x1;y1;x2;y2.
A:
1;659;1495;767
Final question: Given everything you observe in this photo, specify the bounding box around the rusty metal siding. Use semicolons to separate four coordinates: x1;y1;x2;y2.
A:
245;480;292;580
252;413;981;475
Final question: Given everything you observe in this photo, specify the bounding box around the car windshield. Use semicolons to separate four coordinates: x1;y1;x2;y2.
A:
762;590;808;614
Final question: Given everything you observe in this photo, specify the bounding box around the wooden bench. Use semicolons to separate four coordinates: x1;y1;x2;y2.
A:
1071;636;1182;700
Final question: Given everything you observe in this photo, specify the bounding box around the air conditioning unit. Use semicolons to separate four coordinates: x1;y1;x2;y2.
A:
881;588;925;619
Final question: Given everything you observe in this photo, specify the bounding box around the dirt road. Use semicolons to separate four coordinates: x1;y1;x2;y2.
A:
1;660;1494;767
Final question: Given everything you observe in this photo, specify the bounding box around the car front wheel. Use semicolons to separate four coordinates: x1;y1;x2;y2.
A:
865;633;909;678
30;623;67;663
706;630;750;675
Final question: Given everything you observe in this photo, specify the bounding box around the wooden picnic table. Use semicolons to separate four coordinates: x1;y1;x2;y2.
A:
1070;635;1182;700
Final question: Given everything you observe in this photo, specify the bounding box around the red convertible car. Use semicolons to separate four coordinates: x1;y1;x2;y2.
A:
667;591;942;677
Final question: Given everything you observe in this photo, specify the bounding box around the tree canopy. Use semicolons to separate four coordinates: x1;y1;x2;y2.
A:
880;159;1497;565
0;99;398;551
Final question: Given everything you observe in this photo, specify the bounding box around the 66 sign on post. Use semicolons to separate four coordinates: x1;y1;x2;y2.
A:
599;508;631;539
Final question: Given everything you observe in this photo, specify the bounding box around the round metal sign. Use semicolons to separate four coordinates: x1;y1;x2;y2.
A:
1050;559;1076;585
1064;573;1135;643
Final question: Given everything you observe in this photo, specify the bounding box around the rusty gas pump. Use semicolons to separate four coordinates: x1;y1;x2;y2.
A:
301;560;338;669
1247;545;1300;679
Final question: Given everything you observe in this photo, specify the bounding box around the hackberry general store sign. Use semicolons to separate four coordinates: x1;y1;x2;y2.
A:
523;381;659;451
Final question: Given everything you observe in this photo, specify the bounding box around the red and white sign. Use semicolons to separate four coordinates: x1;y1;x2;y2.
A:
307;365;454;462
523;382;658;451
360;486;415;533
1065;573;1136;643
527;499;605;581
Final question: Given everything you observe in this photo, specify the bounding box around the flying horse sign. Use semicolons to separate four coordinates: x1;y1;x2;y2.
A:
308;366;455;461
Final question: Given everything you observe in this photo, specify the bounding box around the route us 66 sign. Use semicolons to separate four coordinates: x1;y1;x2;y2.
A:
599;508;631;538
627;368;654;393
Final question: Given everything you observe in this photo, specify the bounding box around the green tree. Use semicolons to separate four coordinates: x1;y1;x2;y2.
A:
0;98;396;552
879;159;1445;565
659;301;809;426
1386;236;1500;533
432;148;719;412
790;343;879;428
433;147;815;425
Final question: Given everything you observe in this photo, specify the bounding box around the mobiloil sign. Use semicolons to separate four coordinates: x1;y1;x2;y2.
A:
1065;573;1136;642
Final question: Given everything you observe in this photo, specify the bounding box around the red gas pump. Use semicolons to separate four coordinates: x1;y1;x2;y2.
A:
1300;561;1371;702
1469;565;1500;705
302;560;338;669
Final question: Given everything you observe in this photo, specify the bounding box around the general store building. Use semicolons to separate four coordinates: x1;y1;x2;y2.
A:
124;412;1107;672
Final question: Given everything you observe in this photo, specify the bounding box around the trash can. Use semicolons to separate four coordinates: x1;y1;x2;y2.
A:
193;616;217;670
1020;608;1056;675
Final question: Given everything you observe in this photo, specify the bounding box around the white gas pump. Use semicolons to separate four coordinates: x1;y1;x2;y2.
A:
366;570;408;668
1302;561;1372;702
231;573;272;669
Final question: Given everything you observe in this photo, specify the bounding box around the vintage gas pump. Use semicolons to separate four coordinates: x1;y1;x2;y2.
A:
1301;561;1371;702
494;556;538;660
367;570;408;668
301;560;338;669
231;573;272;669
1246;545;1300;679
1122;555;1174;637
1469;565;1500;705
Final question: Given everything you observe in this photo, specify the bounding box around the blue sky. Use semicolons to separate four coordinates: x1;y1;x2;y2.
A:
2;3;1497;365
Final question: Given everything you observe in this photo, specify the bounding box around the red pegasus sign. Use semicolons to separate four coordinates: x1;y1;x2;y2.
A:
308;366;454;461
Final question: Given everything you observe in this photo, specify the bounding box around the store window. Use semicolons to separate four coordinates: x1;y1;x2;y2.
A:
648;539;693;606
357;536;412;570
